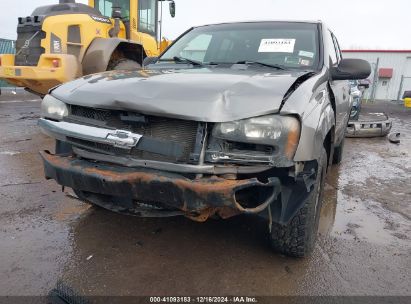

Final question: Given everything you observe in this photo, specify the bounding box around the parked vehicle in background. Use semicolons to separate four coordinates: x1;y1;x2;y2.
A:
39;21;370;257
349;80;363;120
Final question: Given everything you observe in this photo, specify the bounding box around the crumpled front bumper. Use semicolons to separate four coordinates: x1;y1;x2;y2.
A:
40;151;281;221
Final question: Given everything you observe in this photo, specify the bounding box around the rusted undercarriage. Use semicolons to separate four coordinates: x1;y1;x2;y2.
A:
41;151;316;223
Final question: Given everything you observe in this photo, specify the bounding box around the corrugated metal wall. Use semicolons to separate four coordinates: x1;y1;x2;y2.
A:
0;38;15;54
0;38;16;87
343;51;411;100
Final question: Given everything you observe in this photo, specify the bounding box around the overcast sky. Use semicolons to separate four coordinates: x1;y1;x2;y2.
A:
1;0;409;50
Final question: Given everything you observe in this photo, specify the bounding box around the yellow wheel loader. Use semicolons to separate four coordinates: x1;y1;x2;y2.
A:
0;0;176;96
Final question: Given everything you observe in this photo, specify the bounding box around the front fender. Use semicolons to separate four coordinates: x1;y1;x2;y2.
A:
82;38;146;75
294;100;335;162
281;68;335;161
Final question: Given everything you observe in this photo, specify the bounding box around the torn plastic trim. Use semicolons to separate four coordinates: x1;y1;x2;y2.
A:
206;150;294;167
73;147;271;175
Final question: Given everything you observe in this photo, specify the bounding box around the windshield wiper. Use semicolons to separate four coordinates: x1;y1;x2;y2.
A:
235;61;286;70
172;56;204;66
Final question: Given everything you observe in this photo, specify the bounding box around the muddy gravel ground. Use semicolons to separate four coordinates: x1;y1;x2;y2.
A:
0;98;410;298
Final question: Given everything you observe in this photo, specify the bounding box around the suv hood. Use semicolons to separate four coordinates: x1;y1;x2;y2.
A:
51;67;309;122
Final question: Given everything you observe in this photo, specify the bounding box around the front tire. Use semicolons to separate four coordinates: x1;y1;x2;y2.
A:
332;137;345;165
269;147;327;257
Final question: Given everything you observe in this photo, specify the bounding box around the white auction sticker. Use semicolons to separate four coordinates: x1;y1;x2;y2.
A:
258;39;296;53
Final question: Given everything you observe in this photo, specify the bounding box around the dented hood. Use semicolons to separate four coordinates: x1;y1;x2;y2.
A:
51;67;308;122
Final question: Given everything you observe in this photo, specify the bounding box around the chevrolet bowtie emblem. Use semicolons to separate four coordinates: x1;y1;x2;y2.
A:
106;130;142;149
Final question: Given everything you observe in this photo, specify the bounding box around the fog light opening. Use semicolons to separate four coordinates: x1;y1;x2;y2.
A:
235;185;275;211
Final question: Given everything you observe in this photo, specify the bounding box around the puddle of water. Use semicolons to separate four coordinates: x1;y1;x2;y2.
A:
0;151;20;156
52;192;91;222
319;184;410;247
0;99;41;104
330;192;410;246
318;153;411;247
340;149;408;186
53;201;91;222
0;215;72;296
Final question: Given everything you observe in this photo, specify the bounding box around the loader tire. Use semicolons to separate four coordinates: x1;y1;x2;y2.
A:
269;147;327;258
108;58;141;71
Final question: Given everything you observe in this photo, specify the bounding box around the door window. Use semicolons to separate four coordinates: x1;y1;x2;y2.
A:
138;0;157;36
332;34;342;63
326;30;338;65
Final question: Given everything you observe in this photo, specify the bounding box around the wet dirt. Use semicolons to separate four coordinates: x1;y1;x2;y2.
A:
0;100;410;296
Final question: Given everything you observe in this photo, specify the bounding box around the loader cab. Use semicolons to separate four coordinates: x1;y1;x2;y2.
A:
91;0;158;40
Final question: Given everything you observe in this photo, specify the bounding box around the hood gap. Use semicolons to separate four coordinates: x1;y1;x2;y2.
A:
279;72;317;111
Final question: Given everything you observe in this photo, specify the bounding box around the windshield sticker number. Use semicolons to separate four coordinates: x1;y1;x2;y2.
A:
299;50;315;58
300;59;311;66
285;56;300;65
258;39;296;53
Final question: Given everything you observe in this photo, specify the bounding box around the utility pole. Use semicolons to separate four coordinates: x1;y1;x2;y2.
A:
158;1;163;50
397;75;404;101
370;57;379;102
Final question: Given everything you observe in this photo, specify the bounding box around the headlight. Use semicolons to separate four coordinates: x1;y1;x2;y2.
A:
41;94;68;121
213;115;301;160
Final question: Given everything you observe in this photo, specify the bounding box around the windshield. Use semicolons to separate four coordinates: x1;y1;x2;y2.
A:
159;22;321;70
96;0;131;20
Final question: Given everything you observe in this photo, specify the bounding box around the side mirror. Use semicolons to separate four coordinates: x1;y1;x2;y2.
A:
331;59;371;80
143;56;158;67
111;6;122;19
169;1;176;18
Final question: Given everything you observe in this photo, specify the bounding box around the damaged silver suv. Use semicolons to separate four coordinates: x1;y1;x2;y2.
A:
39;21;370;257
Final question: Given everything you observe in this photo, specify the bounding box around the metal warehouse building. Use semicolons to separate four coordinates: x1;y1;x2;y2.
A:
0;38;16;88
342;50;411;101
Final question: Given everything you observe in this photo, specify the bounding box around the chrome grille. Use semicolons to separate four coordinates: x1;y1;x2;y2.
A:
67;106;199;163
70;105;111;121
